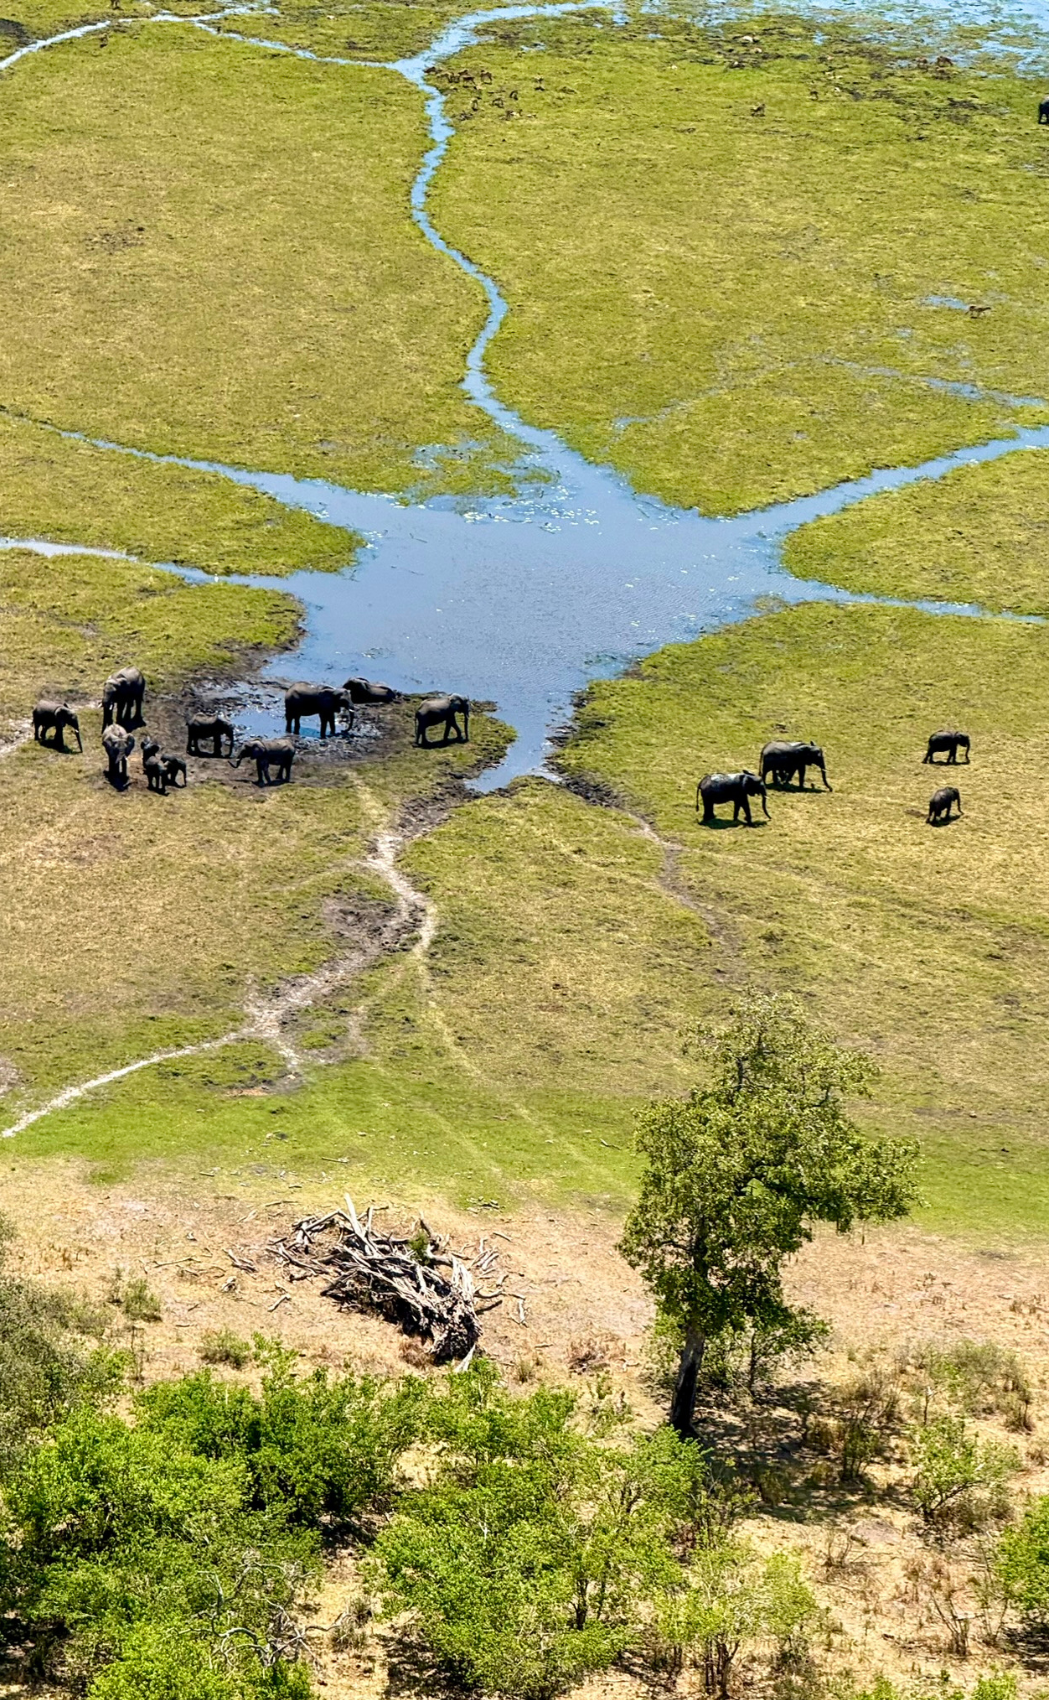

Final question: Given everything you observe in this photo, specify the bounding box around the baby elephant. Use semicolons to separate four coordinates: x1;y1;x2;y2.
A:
928;786;962;825
141;738;186;794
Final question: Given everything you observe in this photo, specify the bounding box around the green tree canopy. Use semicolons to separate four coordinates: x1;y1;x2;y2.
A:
619;994;920;1435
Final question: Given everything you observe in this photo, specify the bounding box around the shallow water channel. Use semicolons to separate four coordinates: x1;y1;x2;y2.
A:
19;0;1049;788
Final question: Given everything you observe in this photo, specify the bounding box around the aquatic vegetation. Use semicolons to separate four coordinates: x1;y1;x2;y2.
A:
0;23;521;496
433;10;1049;511
784;445;1049;612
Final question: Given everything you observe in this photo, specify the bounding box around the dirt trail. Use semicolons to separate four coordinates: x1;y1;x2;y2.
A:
0;785;437;1137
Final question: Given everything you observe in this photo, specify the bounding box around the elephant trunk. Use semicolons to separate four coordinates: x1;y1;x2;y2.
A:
821;763;832;791
760;782;770;818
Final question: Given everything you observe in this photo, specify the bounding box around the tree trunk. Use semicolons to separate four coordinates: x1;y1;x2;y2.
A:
670;1326;706;1437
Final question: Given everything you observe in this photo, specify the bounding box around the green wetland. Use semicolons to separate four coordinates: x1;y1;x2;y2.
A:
4;0;1049;1247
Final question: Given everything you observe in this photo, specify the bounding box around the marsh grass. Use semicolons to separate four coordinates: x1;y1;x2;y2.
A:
0;412;359;576
433;10;1049;511
784;447;1049;612
0;24;521;496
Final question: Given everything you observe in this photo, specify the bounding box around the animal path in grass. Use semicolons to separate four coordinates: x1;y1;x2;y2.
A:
0;787;436;1136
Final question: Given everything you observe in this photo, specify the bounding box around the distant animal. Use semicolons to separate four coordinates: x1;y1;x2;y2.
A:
342;677;399;706
414;694;470;747
141;736;160;767
143;741;185;790
923;729;970;765
759;740;831;791
32;700;82;751
101;666;146;729
186;715;235;757
1039;96;1049;123
101;723;135;786
160;753;187;788
284;684;351;739
696;770;769;826
232;738;295;785
927;785;962;825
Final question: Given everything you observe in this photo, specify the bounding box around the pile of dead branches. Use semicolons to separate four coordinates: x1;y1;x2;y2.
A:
270;1197;504;1363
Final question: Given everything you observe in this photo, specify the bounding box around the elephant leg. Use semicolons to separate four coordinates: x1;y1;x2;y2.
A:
741;796;753;825
702;802;714;825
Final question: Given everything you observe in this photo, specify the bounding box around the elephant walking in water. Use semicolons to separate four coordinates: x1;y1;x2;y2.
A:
696;770;769;826
284;684;352;739
232;739;295;785
924;729;970;765
759;740;831;790
187;715;235;757
32;700;82;751
928;786;962;825
415;694;469;747
102;724;135;787
102;667;146;729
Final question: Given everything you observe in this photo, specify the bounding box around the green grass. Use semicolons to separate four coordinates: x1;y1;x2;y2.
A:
0;411;358;576
431;10;1049;513
784;446;1049;612
0;546;300;723
0;21;522;496
555;599;1049;1235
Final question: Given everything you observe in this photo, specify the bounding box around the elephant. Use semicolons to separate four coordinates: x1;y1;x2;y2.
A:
284;684;352;738
1040;96;1049;123
101;724;135;786
187;715;235;757
696;770;769;826
928;785;962;825
161;753;187;788
143;749;169;794
232;738;295;785
32;700;82;751
759;740;831;791
102;666;146;729
414;694;469;747
924;729;970;765
342;676;400;706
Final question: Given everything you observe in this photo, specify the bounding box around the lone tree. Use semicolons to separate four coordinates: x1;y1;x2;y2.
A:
620;994;920;1437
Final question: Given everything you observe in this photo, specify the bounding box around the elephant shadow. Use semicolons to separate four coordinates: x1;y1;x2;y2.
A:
928;815;961;828
104;772;132;792
703;815;768;830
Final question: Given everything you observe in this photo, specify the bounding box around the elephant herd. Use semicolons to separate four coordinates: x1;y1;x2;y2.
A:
30;668;471;796
696;731;970;827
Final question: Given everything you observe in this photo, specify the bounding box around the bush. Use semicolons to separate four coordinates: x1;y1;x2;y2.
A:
121;1280;162;1324
373;1363;715;1698
137;1339;424;1531
917;1340;1031;1421
199;1330;253;1370
911;1414;1019;1531
994;1493;1049;1623
656;1545;818;1697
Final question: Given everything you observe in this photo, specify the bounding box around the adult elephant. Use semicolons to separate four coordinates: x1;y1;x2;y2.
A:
102;667;146;729
102;724;135;786
1040;95;1049;123
696;770;769;826
232;739;295;785
187;715;235;757
284;684;352;738
928;785;962;825
759;740;831;791
32;700;82;751
342;677;399;706
414;694;469;747
924;729;970;765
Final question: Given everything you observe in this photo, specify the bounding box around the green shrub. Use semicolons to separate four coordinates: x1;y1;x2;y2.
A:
199;1330;253;1370
373;1363;713;1698
137;1341;424;1531
994;1494;1049;1623
910;1414;1019;1531
657;1545;818;1697
121;1280;162;1324
911;1340;1031;1422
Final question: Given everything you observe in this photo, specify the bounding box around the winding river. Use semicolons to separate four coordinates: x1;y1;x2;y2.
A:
9;0;1049;788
